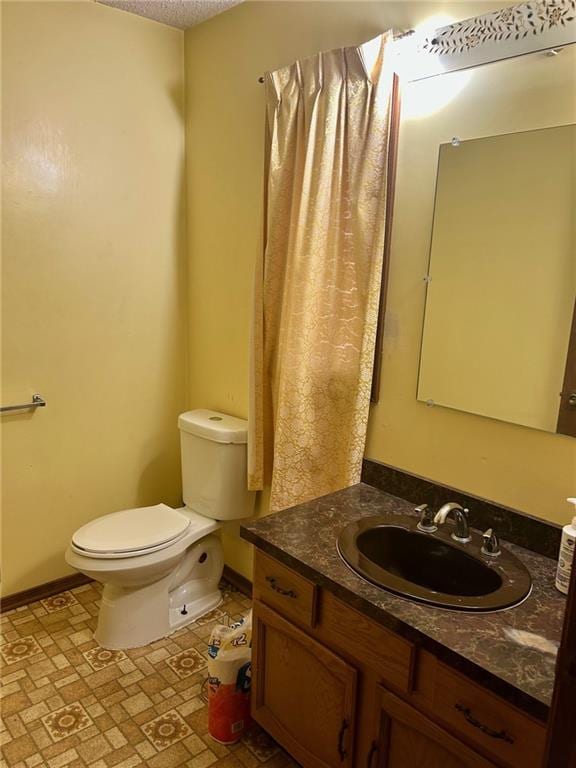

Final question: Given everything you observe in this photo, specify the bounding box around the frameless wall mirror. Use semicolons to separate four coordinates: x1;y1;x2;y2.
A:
415;44;576;437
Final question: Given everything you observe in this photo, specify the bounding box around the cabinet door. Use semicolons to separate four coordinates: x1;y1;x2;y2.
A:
252;600;357;768
373;687;496;768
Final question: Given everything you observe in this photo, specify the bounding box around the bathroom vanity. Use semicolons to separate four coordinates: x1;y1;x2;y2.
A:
241;483;565;768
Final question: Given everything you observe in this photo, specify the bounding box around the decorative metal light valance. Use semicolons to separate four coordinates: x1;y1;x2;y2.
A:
407;0;576;79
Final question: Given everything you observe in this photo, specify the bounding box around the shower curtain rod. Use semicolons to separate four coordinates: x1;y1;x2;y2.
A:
257;29;415;83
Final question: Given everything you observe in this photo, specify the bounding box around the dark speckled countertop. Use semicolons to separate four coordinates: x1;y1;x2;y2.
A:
241;483;566;721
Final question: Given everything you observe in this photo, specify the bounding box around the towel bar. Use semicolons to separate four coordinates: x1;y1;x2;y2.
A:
0;394;46;413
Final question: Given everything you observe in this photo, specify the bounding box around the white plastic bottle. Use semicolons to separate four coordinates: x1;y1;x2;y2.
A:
555;498;576;595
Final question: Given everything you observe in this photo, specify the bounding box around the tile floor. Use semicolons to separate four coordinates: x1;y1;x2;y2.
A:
0;581;298;768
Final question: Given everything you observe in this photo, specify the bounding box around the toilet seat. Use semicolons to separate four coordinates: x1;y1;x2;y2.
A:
71;504;201;559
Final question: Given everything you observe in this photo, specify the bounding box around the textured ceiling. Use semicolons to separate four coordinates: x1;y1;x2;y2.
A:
96;0;244;29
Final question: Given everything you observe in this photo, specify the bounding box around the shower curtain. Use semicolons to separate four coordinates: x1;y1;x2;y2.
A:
249;33;396;511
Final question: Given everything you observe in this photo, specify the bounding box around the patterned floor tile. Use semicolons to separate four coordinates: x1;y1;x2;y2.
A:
0;581;299;768
194;609;226;627
242;728;280;762
0;636;43;666
41;592;79;614
41;702;94;742
141;708;192;750
166;648;207;680
82;647;127;671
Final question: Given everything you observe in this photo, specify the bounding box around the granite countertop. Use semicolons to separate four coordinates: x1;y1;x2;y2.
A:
241;483;566;720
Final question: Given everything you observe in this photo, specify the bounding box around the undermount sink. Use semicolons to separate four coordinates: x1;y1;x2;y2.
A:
337;514;532;611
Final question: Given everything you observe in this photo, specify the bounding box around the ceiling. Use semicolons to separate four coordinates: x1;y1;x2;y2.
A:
96;0;244;29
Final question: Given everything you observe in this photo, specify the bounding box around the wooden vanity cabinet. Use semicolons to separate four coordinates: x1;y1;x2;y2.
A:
373;686;496;768
252;600;357;768
251;550;546;768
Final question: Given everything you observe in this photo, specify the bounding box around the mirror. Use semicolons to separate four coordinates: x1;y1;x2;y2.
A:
416;47;576;436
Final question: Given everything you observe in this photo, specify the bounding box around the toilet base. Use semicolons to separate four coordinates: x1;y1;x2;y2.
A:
169;590;223;633
93;534;224;650
95;580;223;649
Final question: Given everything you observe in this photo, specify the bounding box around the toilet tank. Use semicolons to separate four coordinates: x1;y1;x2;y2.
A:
178;409;256;521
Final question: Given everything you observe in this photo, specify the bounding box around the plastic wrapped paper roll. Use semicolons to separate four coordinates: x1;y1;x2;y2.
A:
207;612;252;744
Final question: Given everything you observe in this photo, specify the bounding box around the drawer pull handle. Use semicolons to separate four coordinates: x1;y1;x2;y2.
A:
367;740;378;767
455;704;514;744
337;718;349;761
265;576;297;598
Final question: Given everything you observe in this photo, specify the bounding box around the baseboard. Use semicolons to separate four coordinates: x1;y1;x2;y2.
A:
0;573;92;614
222;564;252;598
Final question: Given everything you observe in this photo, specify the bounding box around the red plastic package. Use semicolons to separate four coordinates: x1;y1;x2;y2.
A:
207;613;252;744
207;676;252;744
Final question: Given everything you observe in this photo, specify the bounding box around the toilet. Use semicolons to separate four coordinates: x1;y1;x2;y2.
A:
65;409;255;650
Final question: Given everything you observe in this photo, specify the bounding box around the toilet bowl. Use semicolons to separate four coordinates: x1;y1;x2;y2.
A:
65;410;255;650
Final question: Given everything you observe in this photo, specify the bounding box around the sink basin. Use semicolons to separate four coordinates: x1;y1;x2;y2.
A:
337;514;532;611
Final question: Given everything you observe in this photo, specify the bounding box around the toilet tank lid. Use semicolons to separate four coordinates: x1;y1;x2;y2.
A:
178;409;248;444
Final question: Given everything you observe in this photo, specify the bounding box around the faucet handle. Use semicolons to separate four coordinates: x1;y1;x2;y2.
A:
481;528;501;557
416;504;437;533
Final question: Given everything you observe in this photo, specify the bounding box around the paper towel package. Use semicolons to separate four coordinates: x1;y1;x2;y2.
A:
207;612;252;744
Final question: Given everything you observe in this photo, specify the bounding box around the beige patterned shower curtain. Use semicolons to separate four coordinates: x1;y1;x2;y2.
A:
249;33;396;511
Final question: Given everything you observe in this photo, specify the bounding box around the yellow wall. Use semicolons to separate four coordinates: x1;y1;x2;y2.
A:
3;0;575;594
1;0;187;595
184;1;576;579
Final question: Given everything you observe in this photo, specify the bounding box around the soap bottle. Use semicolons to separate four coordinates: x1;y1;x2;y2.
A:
556;498;576;595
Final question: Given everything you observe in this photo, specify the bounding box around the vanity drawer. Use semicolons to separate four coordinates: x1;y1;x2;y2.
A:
253;551;318;628
316;590;414;694
430;662;546;768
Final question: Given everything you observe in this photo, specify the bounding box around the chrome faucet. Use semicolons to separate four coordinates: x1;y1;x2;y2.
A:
433;502;472;543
